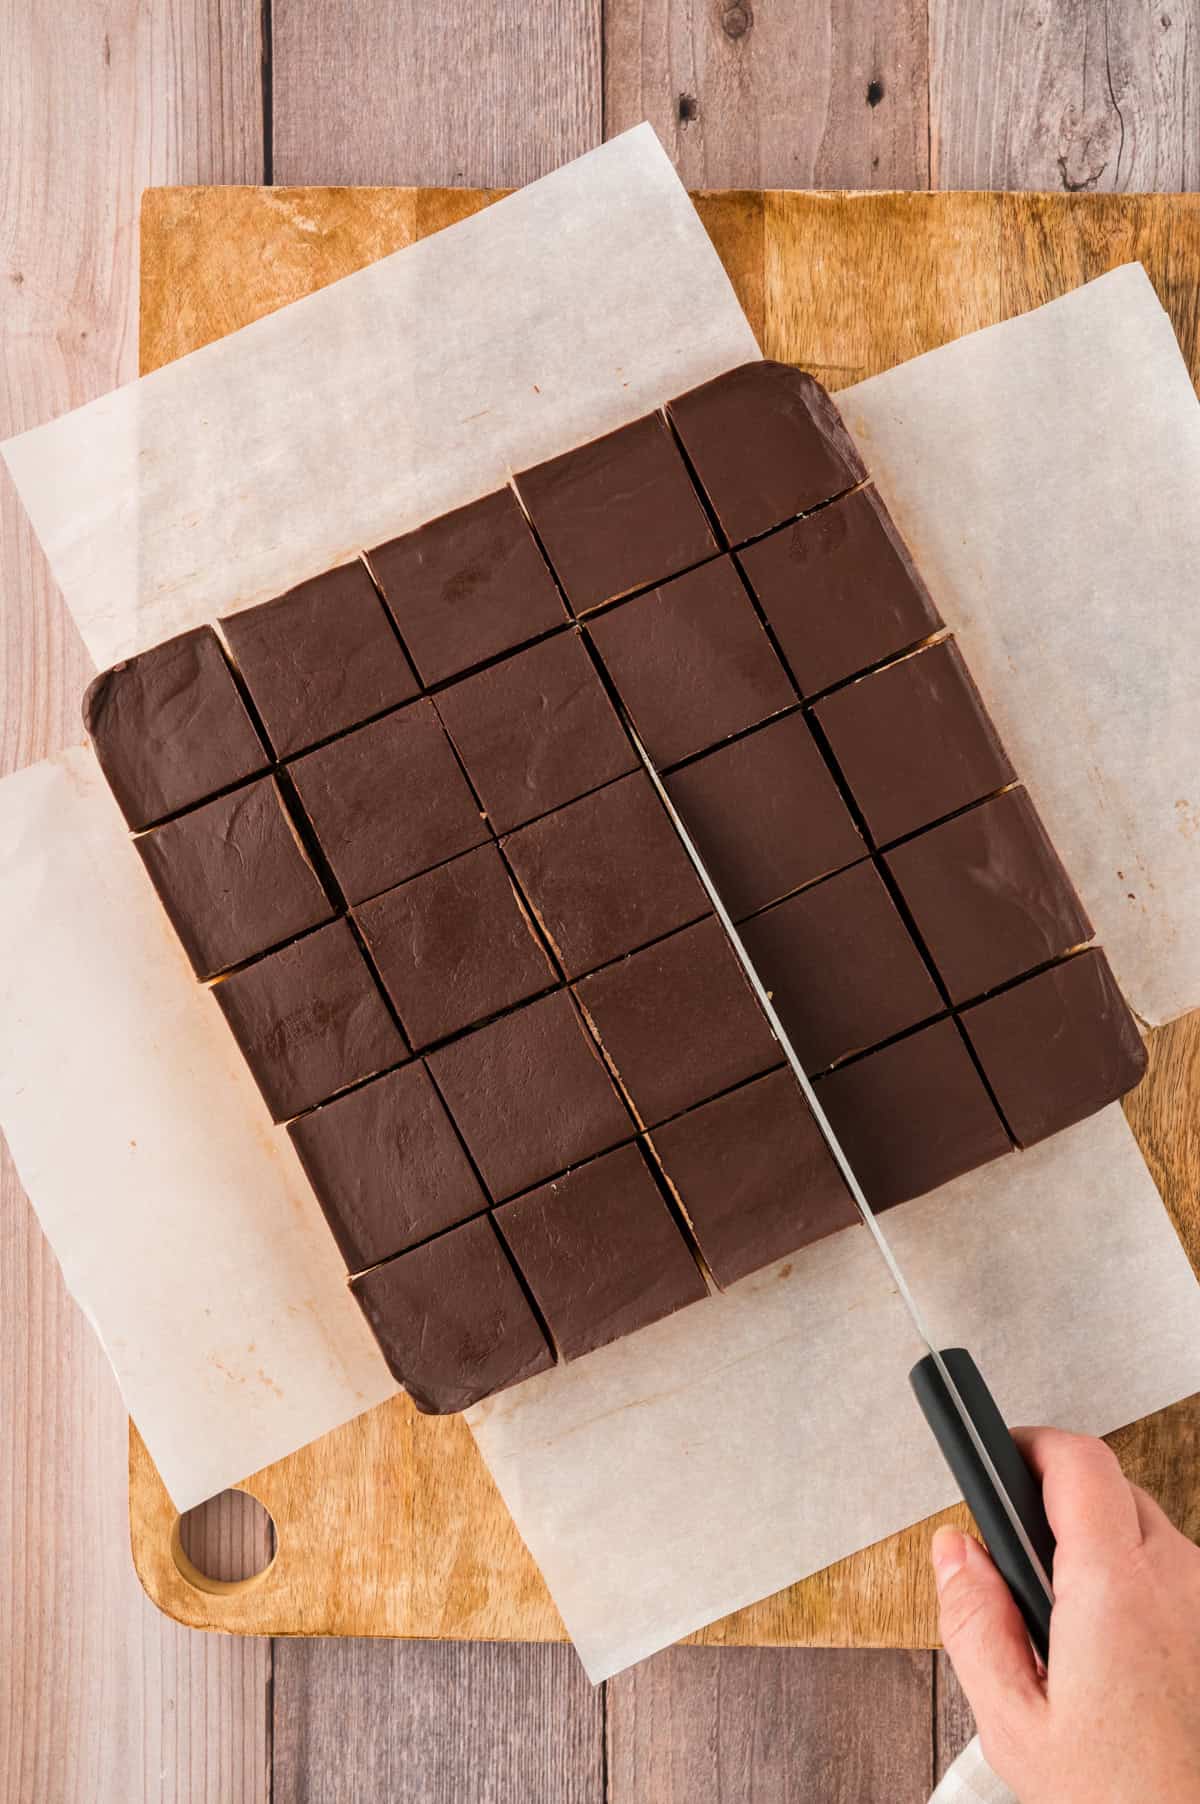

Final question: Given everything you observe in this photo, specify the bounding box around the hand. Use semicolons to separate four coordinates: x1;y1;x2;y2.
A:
931;1427;1200;1803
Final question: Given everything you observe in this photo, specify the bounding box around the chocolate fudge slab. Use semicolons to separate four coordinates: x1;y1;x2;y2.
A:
514;414;718;615
288;699;488;904
496;1142;707;1360
356;843;556;1049
667;362;867;545
288;1063;486;1271
136;776;333;978
352;1215;554;1413
574;916;780;1128
738;485;943;695
649;1066;857;1287
213;918;406;1121
501;772;708;979
742;860;942;1072
813;640;1016;847
814;1018;1011;1210
367;489;568;686
83;626;267;830
962;950;1146;1149
220;561;417;757
886;787;1094;1005
427;990;631;1200
665;712;863;919
587;557;796;768
435;630;636;833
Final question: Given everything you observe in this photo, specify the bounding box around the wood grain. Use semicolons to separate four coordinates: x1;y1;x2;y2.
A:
930;1;1200;192
272;1641;604;1803
0;3;269;1800
606;1647;933;1802
605;0;929;188
130;183;1200;1651
271;0;601;186
934;1652;976;1780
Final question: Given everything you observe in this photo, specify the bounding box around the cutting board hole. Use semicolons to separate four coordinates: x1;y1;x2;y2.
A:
173;1489;277;1594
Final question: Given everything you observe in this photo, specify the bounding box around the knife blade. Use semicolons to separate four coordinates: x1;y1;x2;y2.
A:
626;719;1056;1661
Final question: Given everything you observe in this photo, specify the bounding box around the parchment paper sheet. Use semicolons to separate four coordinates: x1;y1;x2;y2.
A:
1;136;1199;1674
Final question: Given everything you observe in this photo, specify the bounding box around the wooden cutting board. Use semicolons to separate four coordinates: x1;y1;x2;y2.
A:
129;186;1200;1643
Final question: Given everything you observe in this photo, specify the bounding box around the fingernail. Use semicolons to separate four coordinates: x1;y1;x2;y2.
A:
931;1527;968;1589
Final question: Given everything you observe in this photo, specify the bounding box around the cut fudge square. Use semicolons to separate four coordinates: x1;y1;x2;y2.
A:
136;776;333;978
220;560;417;758
737;485;943;695
352;1215;554;1413
213;918;406;1121
83;626;267;830
427;990;631;1200
496;1142;706;1360
288;699;488;904
813;640;1016;846
588;557;797;768
367;488;567;685
666;362;867;545
665;712;863;919
741;860;942;1072
435;630;636;832
501;772;708;979
355;843;556;1049
814;1017;1011;1210
961;949;1146;1149
574;916;780;1128
885;787;1093;1005
649;1066;857;1287
513;413;718;615
288;1063;486;1272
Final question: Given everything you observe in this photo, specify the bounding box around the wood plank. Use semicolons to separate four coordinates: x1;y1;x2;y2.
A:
930;1;1200;191
271;0;601;186
934;1652;976;1780
272;1641;604;1803
605;0;929;188
0;2;269;1800
607;1647;933;1802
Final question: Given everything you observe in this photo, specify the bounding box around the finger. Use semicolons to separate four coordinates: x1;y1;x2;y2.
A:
1130;1482;1184;1545
932;1528;1044;1734
1012;1427;1142;1557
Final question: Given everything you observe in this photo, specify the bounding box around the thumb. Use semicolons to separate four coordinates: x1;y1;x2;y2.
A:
932;1528;1044;1736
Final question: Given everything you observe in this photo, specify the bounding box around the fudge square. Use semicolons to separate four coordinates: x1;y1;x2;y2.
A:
649;1066;857;1287
288;698;488;904
501;772;708;979
288;1062;486;1272
355;843;556;1050
574;916;780;1128
367;488;567;686
514;413;717;615
667;362;867;545
220;560;417;758
83;625;267;830
813;639;1015;846
213;917;405;1122
426;989;632;1200
815;1017;1011;1210
496;1142;707;1360
136;776;333;979
435;629;636;833
665;713;863;920
738;484;943;696
352;1215;554;1414
587;557;796;769
741;859;942;1072
962;949;1146;1149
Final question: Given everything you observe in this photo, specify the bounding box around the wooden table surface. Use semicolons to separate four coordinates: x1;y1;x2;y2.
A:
4;6;1199;1801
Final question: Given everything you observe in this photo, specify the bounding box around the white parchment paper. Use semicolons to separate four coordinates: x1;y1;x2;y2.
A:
1;135;1198;1672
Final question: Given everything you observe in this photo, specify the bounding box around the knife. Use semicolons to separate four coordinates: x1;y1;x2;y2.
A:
626;722;1057;1663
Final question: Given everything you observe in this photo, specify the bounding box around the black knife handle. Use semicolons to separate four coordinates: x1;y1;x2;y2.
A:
910;1347;1056;1664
